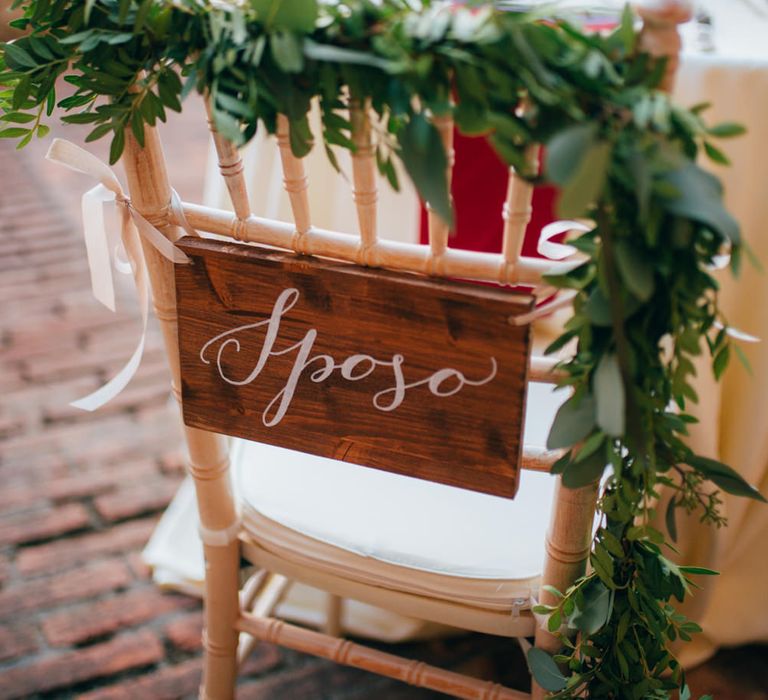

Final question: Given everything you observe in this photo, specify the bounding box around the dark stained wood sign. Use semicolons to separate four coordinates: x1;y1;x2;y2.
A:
175;237;534;498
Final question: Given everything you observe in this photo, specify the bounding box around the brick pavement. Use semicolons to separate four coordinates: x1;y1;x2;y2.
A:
0;94;765;699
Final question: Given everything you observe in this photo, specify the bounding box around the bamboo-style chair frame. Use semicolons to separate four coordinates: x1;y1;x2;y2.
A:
113;5;689;698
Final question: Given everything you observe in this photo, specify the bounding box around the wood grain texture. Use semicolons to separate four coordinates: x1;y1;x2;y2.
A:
176;237;534;498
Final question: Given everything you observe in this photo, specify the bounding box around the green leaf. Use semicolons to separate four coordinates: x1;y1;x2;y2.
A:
615;240;654;302
0;126;29;138
600;530;625;558
527;648;567;692
592;541;615;580
661;160;740;244
557;140;611;218
0;111;35;123
545;123;597;186
687;455;767;502
2;42;37;69
61;112;101;124
713;344;730;381
707;122;746;139
734;344;753;375
570;578;613;635
304;39;391;69
252;0;318;33
593;353;625;438
547;609;562;633
109;128;125;165
665;497;678;542
270;32;304;73
288;115;313;158
584;287;613;327
678;566;719;576
545;122;611;217
85;122;113;143
575;430;604;463
399;112;452;229
704;141;730;166
563;448;605;488
546;391;596;450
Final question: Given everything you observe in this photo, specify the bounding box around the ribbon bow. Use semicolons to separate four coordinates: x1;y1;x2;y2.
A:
45;138;192;411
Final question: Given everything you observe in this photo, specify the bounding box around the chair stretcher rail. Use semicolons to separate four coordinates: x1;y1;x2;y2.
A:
237;613;531;700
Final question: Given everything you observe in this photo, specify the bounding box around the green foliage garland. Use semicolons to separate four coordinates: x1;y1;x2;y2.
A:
2;1;765;697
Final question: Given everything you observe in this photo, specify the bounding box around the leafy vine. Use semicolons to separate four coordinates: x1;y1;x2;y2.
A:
2;1;765;698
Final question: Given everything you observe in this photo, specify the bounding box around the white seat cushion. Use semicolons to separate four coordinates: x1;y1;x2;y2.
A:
235;382;566;610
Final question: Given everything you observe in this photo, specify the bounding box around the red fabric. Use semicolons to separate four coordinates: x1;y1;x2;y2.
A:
418;131;558;257
418;17;619;255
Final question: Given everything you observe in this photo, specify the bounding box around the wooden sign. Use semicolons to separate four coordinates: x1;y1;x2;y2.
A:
175;238;534;498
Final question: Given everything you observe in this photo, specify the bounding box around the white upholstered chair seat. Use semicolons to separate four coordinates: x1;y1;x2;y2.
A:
234;382;565;613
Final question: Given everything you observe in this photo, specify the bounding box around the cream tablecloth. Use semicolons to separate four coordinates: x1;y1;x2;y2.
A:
667;0;768;665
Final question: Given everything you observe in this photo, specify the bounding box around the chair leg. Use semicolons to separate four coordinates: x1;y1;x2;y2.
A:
200;542;241;700
185;426;241;700
324;594;344;637
120;103;242;700
532;478;599;699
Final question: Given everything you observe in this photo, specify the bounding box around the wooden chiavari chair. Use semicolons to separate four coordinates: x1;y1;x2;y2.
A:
108;4;690;698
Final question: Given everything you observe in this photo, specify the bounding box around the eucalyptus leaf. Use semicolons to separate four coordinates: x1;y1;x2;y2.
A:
545;122;597;186
687;455;767;502
594;353;625;438
570;578;613;635
398;112;452;228
562;447;606;488
304;40;391;69
547;391;596;450
252;0;318;33
662;160;740;244
2;42;37;69
557;140;611;218
527;648;568;692
271;32;304;73
615;240;654;302
665;497;678;542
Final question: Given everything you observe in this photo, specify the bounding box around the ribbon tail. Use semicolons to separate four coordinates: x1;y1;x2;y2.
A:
81;184;118;312
511;290;578;326
46;138;124;197
69;219;151;411
69;332;147;411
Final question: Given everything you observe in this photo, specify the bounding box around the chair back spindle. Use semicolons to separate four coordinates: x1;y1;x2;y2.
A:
427;112;455;274
500;146;538;284
206;100;252;224
277;114;313;241
350;100;379;264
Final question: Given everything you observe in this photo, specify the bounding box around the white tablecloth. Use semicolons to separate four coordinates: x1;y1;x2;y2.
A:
668;0;768;665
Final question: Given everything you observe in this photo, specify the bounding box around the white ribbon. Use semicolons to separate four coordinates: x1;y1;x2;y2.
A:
45;138;192;411
512;219;592;326
536;219;592;261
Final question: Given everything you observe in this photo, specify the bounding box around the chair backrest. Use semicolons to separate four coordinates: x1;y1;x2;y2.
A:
168;63;570;500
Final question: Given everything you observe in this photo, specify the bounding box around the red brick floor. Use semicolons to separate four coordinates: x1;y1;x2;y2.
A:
0;93;766;699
